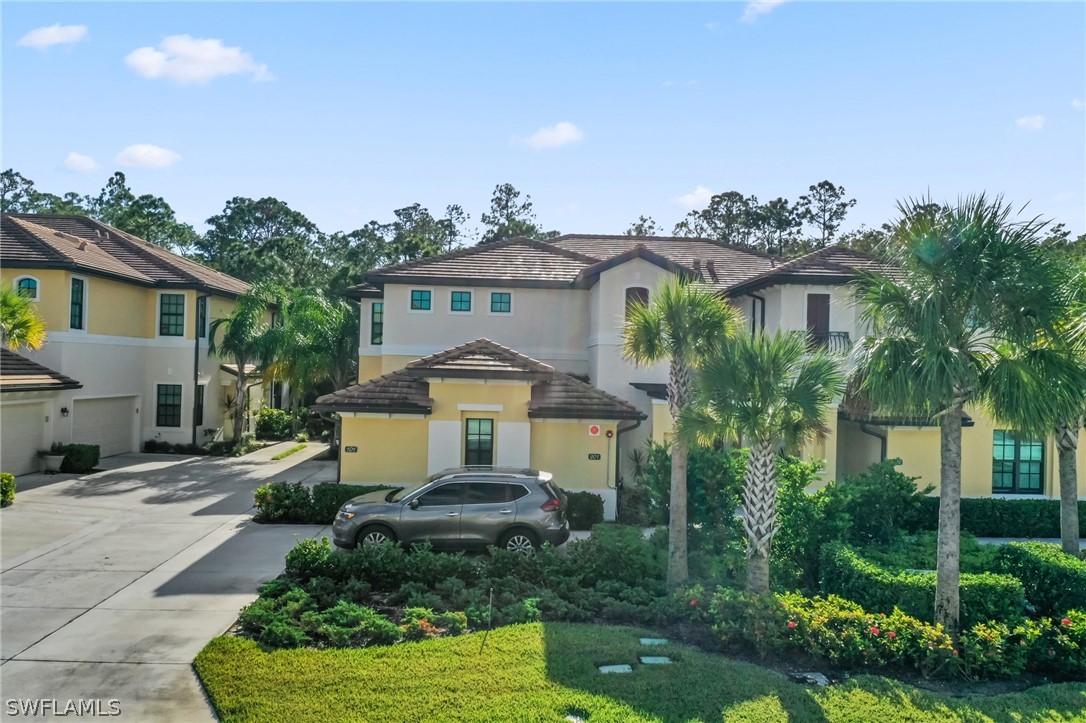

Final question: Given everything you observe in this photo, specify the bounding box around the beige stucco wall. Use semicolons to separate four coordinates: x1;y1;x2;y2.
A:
529;419;618;492
1;268;71;333
744;283;866;339
339;416;429;484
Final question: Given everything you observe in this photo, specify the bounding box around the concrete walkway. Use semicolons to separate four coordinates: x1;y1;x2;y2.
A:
1;443;336;721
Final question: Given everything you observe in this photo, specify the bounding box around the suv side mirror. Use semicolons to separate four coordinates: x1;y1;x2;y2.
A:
408;499;420;510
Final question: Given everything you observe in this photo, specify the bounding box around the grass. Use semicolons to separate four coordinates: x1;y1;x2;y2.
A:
194;623;1086;722
271;443;307;461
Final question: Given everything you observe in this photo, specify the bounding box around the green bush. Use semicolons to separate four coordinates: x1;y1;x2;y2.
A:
616;482;658;526
1;472;15;508
59;444;99;473
310;483;392;524
913;496;1086;538
960;619;1042;680
770;457;845;591
994;542;1086;616
1037;610;1086;679
255;407;293;440
254;482;312;523
820;543;1027;627
293;432;309;443
824;458;934;546
566;491;604;530
858;531;1000;574
640;442;745;536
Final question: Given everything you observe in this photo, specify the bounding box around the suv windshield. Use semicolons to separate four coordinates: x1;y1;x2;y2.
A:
386;482;427;502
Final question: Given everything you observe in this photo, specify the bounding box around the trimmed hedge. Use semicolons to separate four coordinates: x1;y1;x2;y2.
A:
60;444;100;473
914;496;1086;538
820;543;1027;627
566;491;605;530
994;542;1086;616
1;472;14;508
254;482;393;524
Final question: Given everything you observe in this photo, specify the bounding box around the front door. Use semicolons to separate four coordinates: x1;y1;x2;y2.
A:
806;293;830;349
399;482;465;546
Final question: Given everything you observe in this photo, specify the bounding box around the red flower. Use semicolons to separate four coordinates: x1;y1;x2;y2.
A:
870;627;880;636
887;631;897;639
952;649;959;656
690;599;698;606
1062;618;1072;627
788;621;797;629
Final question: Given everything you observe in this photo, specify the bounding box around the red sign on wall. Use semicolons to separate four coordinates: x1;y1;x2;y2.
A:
588;424;601;436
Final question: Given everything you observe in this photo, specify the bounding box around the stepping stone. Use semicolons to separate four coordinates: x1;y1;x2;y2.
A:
639;637;668;646
598;664;633;674
790;672;830;687
639;656;672;665
565;717;586;723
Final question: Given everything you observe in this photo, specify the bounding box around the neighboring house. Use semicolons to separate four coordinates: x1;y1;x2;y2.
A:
328;234;1084;512
0;213;264;475
0;348;83;475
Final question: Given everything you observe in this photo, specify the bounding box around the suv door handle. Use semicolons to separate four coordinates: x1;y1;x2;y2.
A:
446;512;459;517
499;509;512;514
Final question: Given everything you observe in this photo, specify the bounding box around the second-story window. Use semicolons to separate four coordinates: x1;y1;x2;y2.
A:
16;277;39;300
490;292;512;313
370;302;384;345
160;294;186;336
625;287;649;320
451;291;472;312
410;289;431;311
70;278;86;330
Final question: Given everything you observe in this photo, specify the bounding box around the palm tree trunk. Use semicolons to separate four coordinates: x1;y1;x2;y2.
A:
743;440;778;594
666;358;692;587
1056;421;1081;556
935;401;963;635
233;371;246;448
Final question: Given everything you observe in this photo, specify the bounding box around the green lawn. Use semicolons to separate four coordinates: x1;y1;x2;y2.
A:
194;623;1086;722
271;443;308;461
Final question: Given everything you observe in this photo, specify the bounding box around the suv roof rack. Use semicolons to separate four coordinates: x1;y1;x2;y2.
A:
427;466;551;482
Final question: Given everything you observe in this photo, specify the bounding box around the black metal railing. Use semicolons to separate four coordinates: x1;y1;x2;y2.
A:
808;331;852;354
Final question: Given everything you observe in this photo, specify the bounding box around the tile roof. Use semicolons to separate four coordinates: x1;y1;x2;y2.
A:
3;214;250;297
0;348;82;393
312;370;433;414
529;374;645;421
405;338;554;379
726;246;897;294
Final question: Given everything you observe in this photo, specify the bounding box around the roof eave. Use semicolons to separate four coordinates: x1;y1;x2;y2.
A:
727;273;858;297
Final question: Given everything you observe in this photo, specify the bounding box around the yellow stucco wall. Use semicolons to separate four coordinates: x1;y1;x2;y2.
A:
381;354;423;374
428;381;531;422
358;356;383;383
91;278;154;337
530;420;618;491
340;416;429;484
1;268;71;332
651;402;672;445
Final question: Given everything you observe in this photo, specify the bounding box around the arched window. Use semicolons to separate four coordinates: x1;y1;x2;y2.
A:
14;276;39;301
625;286;649;320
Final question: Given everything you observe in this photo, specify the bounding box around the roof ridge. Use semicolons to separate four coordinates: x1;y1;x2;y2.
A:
547;233;783;261
5;216;79;265
77;217;207;287
406;337;554;373
367;236;598;279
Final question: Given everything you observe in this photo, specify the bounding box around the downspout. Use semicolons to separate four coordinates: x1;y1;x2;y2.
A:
750;293;766;333
192;293;211;446
614;418;643;520
859;422;888;461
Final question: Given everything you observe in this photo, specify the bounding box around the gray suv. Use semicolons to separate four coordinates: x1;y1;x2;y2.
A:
332;467;570;553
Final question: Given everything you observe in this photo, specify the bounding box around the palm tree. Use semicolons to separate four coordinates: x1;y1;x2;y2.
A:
986;261;1086;555
852;194;1067;633
0;283;46;351
209;287;273;447
681;331;843;593
622;279;742;586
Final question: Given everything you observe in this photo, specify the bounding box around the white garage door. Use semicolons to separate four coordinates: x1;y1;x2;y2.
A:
72;397;136;458
1;403;46;475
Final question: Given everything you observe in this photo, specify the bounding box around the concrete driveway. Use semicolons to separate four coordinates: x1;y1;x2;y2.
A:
1;444;334;721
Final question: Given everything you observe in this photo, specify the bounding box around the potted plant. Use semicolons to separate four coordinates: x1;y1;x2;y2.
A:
37;443;67;474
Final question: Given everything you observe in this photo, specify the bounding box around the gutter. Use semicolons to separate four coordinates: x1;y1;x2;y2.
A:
192;293;210;446
859;422;888;461
614;418;643;519
750;293;766;333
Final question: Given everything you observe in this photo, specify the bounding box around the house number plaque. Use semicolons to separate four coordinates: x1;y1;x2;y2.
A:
587;453;601;460
345;446;358;453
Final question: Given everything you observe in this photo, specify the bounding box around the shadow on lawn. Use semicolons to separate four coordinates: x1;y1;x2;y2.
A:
540;622;830;722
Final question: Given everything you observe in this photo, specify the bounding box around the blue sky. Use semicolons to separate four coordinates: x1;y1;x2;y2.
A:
4;2;1084;238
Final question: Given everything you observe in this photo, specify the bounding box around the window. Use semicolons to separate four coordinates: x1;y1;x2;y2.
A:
70;278;85;330
992;431;1044;493
157;384;183;427
450;291;472;312
417;482;465;507
196;297;207;338
15;277;38;300
625;287;649;320
410;289;431;311
160;293;185;336
370;302;383;345
490;292;512;314
464;482;510;505
195;384;205;426
464;418;494;466
507;484;531;501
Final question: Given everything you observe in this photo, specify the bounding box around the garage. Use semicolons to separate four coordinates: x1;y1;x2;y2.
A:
72;397;136;458
0;402;47;475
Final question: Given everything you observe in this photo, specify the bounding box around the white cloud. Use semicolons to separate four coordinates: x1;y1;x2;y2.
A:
115;144;181;168
125;35;272;84
1015;114;1046;131
524;121;584;150
18;24;87;50
677;185;713;209
741;0;788;23
1073;99;1085;110
63;152;98;173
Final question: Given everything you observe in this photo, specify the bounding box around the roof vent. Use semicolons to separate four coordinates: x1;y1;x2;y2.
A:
95;229;101;237
692;259;702;277
77;240;88;251
706;259;717;280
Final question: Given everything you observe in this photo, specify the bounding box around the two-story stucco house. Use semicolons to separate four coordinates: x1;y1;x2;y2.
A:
316;233;1084;517
0;213;266;475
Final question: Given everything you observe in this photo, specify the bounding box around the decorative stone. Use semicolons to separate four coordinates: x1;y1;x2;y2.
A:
790;672;830;687
639;637;668;646
565;717;586;723
638;656;672;665
598;664;633;674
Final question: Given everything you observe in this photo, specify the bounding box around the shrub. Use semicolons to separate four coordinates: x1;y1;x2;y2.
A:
566;491;604;530
399;607;468;641
771;457;845;591
143;439;160;453
284;537;341;583
255;407;293;440
1;472;15;508
59;444;99;473
960;619;1042;680
254;482;312;523
640;442;745;535
310;483;392;524
914;496;1086;537
294;432;309;443
824;458;934;546
994;542;1086;616
820;543;1027;627
617;482;658;526
1036;610;1086;679
858;531;1000;574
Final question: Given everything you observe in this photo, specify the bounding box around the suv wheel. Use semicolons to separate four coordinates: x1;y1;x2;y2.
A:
499;528;538;554
358;525;397;547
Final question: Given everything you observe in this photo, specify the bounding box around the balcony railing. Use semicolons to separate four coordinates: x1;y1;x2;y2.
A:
808;331;852;354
